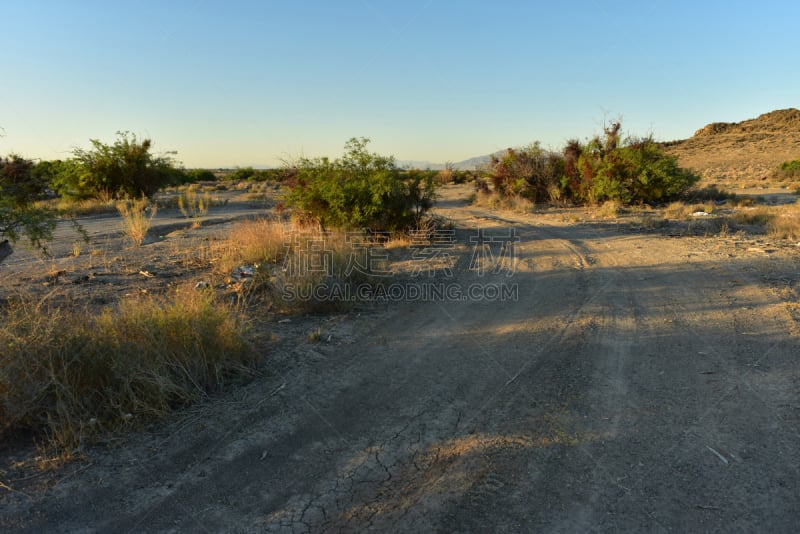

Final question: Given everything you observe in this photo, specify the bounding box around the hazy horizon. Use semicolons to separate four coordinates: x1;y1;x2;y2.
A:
2;1;798;168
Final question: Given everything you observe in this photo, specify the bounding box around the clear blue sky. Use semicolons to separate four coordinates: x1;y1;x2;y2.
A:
2;0;798;168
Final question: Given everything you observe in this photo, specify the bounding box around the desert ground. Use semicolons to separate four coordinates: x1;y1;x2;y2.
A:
1;180;799;532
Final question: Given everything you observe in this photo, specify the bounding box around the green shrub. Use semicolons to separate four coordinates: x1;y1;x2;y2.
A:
1;154;56;249
578;130;693;203
63;131;179;199
570;122;699;204
284;137;437;231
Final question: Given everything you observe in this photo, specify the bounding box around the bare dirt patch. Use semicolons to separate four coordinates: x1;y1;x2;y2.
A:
2;184;800;532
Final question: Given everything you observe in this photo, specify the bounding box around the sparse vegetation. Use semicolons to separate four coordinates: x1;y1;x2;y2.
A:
0;287;253;450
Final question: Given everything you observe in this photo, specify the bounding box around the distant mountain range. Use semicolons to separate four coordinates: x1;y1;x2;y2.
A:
396;153;499;171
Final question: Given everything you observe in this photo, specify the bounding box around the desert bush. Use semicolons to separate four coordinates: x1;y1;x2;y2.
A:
484;121;698;207
1;154;56;249
571;123;700;204
0;288;253;449
117;197;157;246
62;131;179;199
485;143;565;203
284;137;436;231
436;166;455;185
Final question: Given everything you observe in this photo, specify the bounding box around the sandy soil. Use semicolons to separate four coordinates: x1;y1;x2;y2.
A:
2;184;800;532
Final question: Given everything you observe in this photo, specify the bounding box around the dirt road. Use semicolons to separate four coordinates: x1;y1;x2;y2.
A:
3;190;800;532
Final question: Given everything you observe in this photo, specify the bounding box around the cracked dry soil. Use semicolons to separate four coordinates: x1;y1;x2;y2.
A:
2;186;800;532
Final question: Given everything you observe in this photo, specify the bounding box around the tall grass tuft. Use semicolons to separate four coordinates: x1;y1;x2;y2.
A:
178;188;211;227
117;197;157;246
213;217;288;275
0;287;254;450
206;218;381;312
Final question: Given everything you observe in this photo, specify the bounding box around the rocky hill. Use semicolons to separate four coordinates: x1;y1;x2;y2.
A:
662;108;800;183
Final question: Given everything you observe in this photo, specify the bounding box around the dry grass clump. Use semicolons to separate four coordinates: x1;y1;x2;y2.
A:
769;204;800;240
664;201;716;220
473;188;498;207
47;197;118;217
472;190;535;213
117;197;157;246
177;189;211;227
211;217;288;276
0;287;253;451
275;227;375;313
636;214;669;229
205;217;385;312
244;182;274;202
731;206;774;226
596;200;623;219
